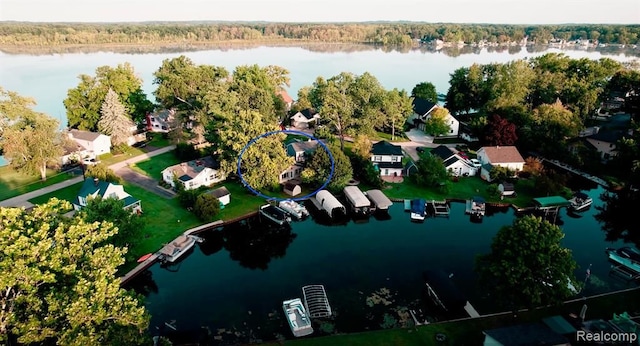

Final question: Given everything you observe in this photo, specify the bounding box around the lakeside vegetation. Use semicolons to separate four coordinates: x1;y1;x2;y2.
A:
1;22;639;48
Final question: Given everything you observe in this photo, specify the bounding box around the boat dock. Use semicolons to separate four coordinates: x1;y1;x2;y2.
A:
404;199;411;211
302;285;332;318
120;253;160;285
540;158;610;188
610;265;640;281
365;189;393;211
429;200;450;217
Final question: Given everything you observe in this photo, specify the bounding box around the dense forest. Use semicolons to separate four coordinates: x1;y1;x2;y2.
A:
0;22;639;46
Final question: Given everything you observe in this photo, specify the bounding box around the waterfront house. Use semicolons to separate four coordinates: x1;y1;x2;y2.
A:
476;146;525;181
410;98;459;137
279;164;304;184
73;178;141;213
67;129;111;158
585;129;629;161
146;109;175;133
429;145;477;176
290;109;320;129
279;139;323;183
162;156;225;190
277;90;294;111
371;141;404;177
208;186;231;206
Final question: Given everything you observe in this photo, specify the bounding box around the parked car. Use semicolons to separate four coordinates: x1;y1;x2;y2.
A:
82;158;99;166
470;158;481;168
458;151;469;159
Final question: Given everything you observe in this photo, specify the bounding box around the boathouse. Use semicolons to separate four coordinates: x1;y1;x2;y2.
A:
343;186;371;214
366;189;393;211
315;190;346;218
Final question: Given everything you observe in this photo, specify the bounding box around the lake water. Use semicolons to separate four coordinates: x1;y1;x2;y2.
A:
125;182;633;344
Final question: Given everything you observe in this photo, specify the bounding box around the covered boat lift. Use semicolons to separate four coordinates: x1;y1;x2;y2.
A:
343;186;371;214
314;190;346;219
302;285;332;318
533;196;570;222
366;189;393;211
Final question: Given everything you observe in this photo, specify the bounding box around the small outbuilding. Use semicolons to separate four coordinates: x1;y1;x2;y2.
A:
498;182;516;197
209;186;231;206
315;190;346;218
283;182;302;196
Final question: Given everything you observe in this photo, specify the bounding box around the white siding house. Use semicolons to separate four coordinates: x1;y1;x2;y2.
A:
146;109;175;133
476;146;525;181
290;109;320;129
162;157;225;190
371;141;404;177
429;145;477;176
411;98;459;137
68;129;111;157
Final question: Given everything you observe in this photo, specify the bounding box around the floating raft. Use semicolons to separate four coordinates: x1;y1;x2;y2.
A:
302;285;332;318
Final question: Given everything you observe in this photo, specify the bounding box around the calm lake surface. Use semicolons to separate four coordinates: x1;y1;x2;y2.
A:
126;182;633;343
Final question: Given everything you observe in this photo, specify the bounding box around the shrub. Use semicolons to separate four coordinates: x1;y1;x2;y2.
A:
193;194;220;221
177;188;201;209
174;142;200;161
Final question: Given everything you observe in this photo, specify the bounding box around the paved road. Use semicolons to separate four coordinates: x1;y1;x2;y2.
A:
0;145;176;208
115;166;175;198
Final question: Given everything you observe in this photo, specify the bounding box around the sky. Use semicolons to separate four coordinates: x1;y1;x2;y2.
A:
1;0;639;24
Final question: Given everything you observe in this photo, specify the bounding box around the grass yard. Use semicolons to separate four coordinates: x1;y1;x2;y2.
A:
130;151;181;181
281;287;640;346
383;176;538;208
0;166;77;201
146;133;171;148
28;181;84;206
376;131;409;142
209;180;270;221
98;146;148;166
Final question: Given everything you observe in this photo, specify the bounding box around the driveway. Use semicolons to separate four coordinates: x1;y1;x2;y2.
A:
115;166;175;199
405;129;434;145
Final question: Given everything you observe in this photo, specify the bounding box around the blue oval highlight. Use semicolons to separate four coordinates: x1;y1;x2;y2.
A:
237;130;335;202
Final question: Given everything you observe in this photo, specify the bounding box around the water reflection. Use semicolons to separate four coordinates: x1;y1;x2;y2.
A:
595;187;640;247
222;216;297;270
198;228;225;256
126;270;158;296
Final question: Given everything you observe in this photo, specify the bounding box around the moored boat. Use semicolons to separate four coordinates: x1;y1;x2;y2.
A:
259;204;291;225
158;235;200;263
466;196;486;218
569;192;593;212
410;199;426;222
606;247;640;274
282;298;313;337
278;200;309;219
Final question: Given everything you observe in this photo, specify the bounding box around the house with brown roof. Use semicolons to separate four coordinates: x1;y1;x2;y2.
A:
277;90;294;111
161;156;225;190
476;146;525;181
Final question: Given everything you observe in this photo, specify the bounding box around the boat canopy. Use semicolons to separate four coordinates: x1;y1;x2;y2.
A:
315;190;346;217
366;189;393;209
411;199;425;214
423;269;467;310
533;196;570;208
343;186;370;208
574;192;589;199
472;196;485;203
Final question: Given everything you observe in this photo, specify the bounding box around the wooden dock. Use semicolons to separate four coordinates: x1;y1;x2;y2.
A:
541;158;610;188
120;253;160;285
429;200;450;217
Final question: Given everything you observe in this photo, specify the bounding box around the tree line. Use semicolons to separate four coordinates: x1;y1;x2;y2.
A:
0;22;638;47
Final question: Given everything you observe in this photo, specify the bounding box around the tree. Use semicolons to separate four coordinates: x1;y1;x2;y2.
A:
99;89;135;146
309;73;356;150
476;215;578;312
0;90;64;181
530;100;582;152
239;135;294;192
412;153;449;189
0;199;149;345
65;63;149;131
193;194;221;221
351;134;372;159
79;196;145;260
411;82;438;103
84;163;121;183
304;142;353;192
422;107;451;136
523;156;545;177
380;88;413;140
489;166;514;182
596;188;640;247
483;114;518;146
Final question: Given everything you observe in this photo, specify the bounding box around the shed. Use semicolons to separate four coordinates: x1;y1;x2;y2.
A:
343;186;370;209
315;190;346;218
209;186;231;206
283;182;302;196
498;182;515;196
366;189;393;210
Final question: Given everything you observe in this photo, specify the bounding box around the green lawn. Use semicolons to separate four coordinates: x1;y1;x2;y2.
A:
146;133;171;148
207;180;269;221
281;288;640;346
98;146;148;166
0;166;77;201
28;181;84;206
130;151;180;181
376;131;409;142
383;176;538;208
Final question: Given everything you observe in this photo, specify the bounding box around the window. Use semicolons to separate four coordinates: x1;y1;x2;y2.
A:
450;129;454;133
374;156;382;161
209;175;215;181
281;173;287;179
161;126;167;130
80;197;87;206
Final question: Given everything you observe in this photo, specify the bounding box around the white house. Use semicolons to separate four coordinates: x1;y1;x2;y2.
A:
290;108;320;129
429;145;477;176
126;124;147;146
476;146;525;181
68;129;111;157
411;98;459;137
279;139;323;183
371;141;404;177
73;178;142;213
162;156;225;190
585;129;628;161
146;109;175;133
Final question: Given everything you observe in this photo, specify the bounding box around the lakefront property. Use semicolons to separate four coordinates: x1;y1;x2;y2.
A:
1;25;640;345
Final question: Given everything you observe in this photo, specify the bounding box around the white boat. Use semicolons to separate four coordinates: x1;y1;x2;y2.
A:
282;298;313;337
278;200;309;219
606;247;640;274
410;199;426;222
569;192;593;212
259;204;291;225
158;235;200;263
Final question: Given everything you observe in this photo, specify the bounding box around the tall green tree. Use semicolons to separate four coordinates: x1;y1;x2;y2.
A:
0;89;64;181
530;100;582;153
411;82;438;103
348;72;385;136
239;135;294;191
380;88;413;140
193;194;221;221
0;199;149;345
317;73;356;150
303;142;352;192
422;107;451;136
99;88;135;146
412;153;449;189
64;63;149;131
476;215;578;312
